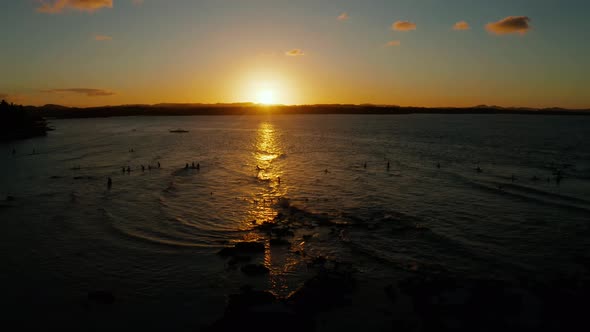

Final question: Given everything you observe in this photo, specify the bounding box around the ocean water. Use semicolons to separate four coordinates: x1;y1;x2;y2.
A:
1;114;589;330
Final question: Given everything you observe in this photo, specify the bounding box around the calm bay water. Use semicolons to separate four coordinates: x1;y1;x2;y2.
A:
1;114;589;330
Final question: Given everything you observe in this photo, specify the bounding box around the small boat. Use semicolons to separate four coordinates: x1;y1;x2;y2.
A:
169;129;189;133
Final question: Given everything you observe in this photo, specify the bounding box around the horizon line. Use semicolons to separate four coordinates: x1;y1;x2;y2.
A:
24;102;590;111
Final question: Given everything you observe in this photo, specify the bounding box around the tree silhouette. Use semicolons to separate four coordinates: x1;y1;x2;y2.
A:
0;99;50;141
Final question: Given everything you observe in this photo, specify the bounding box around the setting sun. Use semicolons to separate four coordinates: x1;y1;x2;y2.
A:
256;89;275;105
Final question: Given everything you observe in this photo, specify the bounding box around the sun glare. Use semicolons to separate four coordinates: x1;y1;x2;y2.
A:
256;89;275;105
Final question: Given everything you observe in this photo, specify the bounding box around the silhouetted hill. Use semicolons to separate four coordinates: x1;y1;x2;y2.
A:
1;100;51;141
26;103;590;119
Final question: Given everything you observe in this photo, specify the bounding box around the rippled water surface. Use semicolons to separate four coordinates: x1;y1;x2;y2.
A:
1;114;589;330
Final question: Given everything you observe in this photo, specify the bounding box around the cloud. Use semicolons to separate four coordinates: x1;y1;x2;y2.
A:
285;49;305;57
486;16;531;35
94;34;112;41
453;21;470;31
36;0;113;14
42;88;115;97
386;40;401;47
392;21;416;31
338;12;349;21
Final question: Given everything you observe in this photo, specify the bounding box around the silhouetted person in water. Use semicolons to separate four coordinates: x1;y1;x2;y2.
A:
324;169;329;174
476;166;482;173
121;167;125;173
107;177;112;189
437;162;441;169
277;176;281;184
126;166;131;173
196;163;200;170
191;162;195;169
363;162;367;169
387;161;390;170
157;162;161;168
141;165;145;172
185;163;189;169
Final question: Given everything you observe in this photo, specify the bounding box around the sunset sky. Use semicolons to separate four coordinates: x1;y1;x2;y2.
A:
1;0;589;108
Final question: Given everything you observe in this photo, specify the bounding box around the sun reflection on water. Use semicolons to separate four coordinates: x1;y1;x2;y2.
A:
241;121;305;295
245;121;286;226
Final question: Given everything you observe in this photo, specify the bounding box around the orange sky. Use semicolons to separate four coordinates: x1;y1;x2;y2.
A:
1;0;589;108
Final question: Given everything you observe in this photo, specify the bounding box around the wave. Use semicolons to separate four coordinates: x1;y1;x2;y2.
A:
446;171;590;213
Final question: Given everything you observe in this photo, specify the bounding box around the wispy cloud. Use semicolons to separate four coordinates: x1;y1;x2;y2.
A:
486;16;531;35
36;0;113;14
338;12;349;21
42;88;115;97
453;21;470;31
392;21;416;31
386;40;401;47
285;49;305;57
94;34;112;41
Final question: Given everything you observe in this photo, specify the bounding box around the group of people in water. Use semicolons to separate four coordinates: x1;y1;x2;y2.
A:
104;153;567;191
185;162;200;170
121;161;162;174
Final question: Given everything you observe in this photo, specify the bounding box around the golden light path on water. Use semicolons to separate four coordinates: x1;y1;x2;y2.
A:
242;121;306;295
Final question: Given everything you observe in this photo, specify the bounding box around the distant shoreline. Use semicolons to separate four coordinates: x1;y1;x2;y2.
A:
26;104;590;119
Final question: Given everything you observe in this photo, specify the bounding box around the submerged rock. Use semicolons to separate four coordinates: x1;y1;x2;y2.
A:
241;264;270;276
217;241;265;257
226;289;276;313
203;287;314;332
234;241;265;253
227;255;252;266
287;269;356;314
269;238;291;246
87;290;115;305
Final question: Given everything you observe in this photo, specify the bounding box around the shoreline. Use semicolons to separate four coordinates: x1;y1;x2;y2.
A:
28;104;590;120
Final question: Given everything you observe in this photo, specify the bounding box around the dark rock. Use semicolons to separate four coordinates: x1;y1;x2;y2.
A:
234;241;265;253
226;289;276;313
270;238;291;246
396;276;535;332
87;290;115;305
384;284;397;302
217;247;237;257
217;241;265;257
272;227;295;237
278;197;290;208
203;287;315;332
227;255;251;266
241;264;270;276
256;221;278;233
309;255;327;267
287;269;356;314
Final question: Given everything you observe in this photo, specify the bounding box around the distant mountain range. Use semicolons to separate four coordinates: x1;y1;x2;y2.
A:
24;103;590;119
